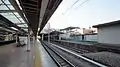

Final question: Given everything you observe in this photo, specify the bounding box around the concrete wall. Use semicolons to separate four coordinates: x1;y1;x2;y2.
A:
98;25;120;45
85;34;98;41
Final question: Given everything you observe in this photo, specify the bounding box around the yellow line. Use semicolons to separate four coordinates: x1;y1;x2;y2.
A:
34;44;42;67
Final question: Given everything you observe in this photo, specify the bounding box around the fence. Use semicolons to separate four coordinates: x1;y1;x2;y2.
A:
59;33;98;42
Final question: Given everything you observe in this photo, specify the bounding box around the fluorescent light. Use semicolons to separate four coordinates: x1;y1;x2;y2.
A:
10;27;18;31
15;0;22;10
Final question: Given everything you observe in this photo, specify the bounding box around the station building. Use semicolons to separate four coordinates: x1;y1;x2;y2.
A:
93;20;120;46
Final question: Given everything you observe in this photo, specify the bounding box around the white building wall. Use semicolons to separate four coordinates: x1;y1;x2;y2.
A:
85;35;98;41
98;25;120;45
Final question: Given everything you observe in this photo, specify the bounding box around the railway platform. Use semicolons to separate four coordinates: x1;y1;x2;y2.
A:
0;42;33;67
35;40;58;67
1;40;120;67
0;40;58;67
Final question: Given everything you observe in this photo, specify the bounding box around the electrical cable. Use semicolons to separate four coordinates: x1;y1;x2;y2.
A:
63;0;90;16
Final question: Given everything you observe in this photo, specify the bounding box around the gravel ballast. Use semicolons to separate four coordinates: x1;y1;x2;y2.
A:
82;52;120;67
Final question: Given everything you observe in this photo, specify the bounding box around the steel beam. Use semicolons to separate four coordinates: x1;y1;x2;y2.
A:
0;10;16;13
21;27;28;29
9;0;29;25
15;23;26;25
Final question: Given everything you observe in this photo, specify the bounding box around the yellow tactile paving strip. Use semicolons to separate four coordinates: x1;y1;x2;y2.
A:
34;43;42;67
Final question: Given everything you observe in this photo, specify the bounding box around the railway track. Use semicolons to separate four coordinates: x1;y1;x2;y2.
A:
51;41;91;54
51;40;120;54
41;41;75;67
59;45;90;54
52;44;107;67
42;41;108;67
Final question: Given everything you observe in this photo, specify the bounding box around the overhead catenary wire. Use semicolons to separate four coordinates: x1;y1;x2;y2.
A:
62;0;80;15
63;0;90;16
74;0;90;9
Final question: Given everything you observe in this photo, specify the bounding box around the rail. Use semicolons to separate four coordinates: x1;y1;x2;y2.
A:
51;43;107;67
41;41;75;67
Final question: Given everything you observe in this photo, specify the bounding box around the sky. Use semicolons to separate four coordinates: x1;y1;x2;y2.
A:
46;0;120;29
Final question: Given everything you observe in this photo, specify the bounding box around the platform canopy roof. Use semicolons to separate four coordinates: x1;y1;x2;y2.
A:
17;0;62;36
0;0;28;34
93;20;120;28
0;0;62;36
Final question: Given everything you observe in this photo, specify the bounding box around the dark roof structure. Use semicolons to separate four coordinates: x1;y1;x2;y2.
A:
50;31;64;35
93;20;120;28
60;26;80;31
0;15;25;33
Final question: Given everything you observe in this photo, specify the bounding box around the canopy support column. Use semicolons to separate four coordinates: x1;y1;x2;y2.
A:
16;33;18;43
27;27;31;52
42;34;44;41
